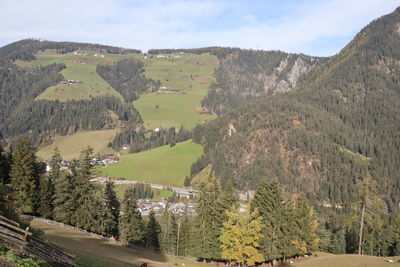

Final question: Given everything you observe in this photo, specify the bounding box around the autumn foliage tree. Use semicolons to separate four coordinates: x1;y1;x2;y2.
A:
220;207;264;267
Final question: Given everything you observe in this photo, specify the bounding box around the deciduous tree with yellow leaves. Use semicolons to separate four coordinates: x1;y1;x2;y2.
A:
220;207;264;267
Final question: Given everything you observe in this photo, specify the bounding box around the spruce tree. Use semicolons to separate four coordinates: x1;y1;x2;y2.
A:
159;207;178;254
119;189;145;246
177;213;191;256
102;181;120;237
10;136;40;214
0;146;11;186
250;179;285;261
145;210;161;250
53;171;74;224
39;148;60;218
191;178;227;260
291;196;318;255
391;214;400;255
71;147;101;231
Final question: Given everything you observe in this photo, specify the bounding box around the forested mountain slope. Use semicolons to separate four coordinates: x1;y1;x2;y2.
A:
193;7;400;212
201;50;325;115
0;41;142;145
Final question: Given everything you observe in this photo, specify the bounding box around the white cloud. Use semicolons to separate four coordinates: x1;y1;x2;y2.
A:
0;0;398;56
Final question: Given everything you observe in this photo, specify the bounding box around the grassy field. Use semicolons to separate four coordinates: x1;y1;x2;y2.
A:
36;129;118;160
135;53;217;129
114;184;174;200
292;252;399;267
31;219;208;267
16;51;217;129
100;140;203;187
16;50;139;101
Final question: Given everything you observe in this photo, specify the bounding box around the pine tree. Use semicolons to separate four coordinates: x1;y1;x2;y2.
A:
39;148;60;218
250;179;285;261
159;207;178;255
145;210;161;250
71;147;101;231
9;136;40;214
391;214;400;255
192;178;227;260
101;181;120;237
0;146;12;186
220;207;264;266
177;213;191;256
291;196;318;255
53;171;74;224
119;189;145;246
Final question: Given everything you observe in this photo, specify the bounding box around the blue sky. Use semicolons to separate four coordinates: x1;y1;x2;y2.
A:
0;0;398;56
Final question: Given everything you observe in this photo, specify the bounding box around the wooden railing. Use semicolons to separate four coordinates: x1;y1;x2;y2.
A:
0;215;75;267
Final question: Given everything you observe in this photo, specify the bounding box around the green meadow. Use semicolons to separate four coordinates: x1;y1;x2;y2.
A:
100;140;203;187
16;50;139;101
36;129;118;160
135;53;217;129
16;50;217;129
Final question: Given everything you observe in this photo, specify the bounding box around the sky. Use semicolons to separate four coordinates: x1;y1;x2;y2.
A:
0;0;398;56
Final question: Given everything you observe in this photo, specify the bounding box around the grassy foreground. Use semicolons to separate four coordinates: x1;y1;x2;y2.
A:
100;140;203;187
293;252;399;267
36;129;118;160
31;219;207;267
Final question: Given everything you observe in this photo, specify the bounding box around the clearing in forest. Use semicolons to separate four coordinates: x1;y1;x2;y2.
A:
36;129;118;160
100;140;203;187
16;50;139;101
134;53;217;129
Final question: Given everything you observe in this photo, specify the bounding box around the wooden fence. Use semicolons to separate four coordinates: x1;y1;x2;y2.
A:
0;215;75;267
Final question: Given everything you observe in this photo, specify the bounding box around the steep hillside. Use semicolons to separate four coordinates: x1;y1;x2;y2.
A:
201;50;325;115
192;7;400;212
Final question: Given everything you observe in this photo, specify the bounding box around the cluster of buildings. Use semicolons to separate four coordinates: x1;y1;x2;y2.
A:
155;54;181;59
44;153;121;172
136;199;197;216
59;79;83;85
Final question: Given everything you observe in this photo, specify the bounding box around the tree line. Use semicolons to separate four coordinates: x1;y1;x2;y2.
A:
112;125;191;152
97;58;160;103
0;39;141;61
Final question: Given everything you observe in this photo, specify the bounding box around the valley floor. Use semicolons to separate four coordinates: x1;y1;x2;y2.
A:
31;219;208;267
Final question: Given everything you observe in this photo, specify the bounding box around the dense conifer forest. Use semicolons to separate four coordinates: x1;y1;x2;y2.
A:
192;6;400;212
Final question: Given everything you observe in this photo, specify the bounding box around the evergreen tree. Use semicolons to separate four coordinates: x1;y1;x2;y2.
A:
191;178;227;260
38;148;60;218
159;207;178;255
101;181;120;237
71;147;102;232
177;213;191;256
145;210;161;250
250;179;285;261
390;214;400;255
53;171;74;224
0;146;12;186
220;207;264;267
9;136;40;214
119;189;145;246
291;196;318;255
